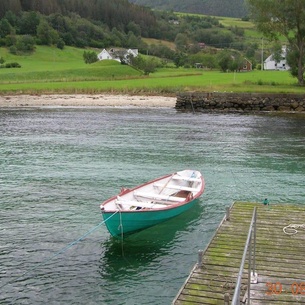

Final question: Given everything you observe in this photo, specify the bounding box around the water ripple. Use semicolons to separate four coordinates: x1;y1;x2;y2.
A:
1;108;304;304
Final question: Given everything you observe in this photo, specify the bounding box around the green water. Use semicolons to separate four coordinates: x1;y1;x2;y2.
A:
0;107;304;304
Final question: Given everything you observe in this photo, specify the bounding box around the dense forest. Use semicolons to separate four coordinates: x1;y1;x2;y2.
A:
0;0;158;37
128;0;248;18
0;0;260;70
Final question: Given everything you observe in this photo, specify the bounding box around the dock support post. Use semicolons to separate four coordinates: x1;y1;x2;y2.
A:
224;293;230;305
197;250;203;268
226;207;230;221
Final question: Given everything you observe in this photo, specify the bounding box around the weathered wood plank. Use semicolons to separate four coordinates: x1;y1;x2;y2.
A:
172;201;305;305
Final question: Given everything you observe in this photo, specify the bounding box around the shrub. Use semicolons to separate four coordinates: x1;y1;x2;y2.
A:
16;35;35;52
0;62;21;68
56;38;65;49
257;79;263;85
9;45;17;54
5;62;21;68
83;50;98;64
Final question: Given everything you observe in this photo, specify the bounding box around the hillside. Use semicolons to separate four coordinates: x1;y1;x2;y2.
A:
0;0;158;37
0;46;142;83
128;0;248;18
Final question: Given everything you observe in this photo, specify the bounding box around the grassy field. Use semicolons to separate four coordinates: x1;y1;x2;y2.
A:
142;38;176;50
0;46;142;82
217;17;255;29
0;45;303;95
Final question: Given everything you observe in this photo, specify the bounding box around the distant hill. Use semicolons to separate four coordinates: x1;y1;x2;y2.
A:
128;0;248;18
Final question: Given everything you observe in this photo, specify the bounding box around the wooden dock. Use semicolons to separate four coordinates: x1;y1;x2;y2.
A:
173;201;305;305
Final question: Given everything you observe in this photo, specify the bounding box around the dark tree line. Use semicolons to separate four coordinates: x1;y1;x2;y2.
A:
0;0;158;37
0;10;150;52
129;0;248;18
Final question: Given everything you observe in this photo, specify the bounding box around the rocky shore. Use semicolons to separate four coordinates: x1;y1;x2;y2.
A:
1;93;305;113
176;92;305;112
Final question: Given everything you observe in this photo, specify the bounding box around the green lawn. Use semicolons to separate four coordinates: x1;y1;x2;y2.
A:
0;46;303;95
0;46;86;70
217;17;255;29
0;46;142;82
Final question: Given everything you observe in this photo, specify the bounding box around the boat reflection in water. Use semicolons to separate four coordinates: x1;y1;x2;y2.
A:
98;202;204;281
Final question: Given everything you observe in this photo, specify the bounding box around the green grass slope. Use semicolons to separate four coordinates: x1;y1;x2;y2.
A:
0;46;142;83
0;45;302;95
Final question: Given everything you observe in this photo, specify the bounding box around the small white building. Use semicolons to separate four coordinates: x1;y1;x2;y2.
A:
97;49;116;61
97;48;138;63
264;46;290;70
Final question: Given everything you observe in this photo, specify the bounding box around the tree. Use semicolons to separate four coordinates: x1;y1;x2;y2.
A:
15;35;35;53
174;33;188;51
129;55;158;75
83;51;97;64
18;11;40;35
126;31;140;48
4;10;19;27
247;0;305;85
217;50;232;72
189;53;217;69
0;19;12;38
56;38;65;49
173;52;187;68
270;42;283;66
127;21;141;37
37;19;59;45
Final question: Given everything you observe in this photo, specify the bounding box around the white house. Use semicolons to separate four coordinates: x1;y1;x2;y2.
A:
97;48;138;63
264;46;290;70
97;49;117;61
127;48;138;58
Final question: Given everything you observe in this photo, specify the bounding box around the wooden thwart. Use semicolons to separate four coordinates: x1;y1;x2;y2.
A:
134;191;185;202
172;175;201;183
153;182;198;192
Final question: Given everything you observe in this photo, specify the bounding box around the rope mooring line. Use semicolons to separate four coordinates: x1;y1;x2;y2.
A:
0;211;118;290
283;224;305;235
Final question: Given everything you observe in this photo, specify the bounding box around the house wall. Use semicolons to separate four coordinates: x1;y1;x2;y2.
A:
240;60;252;71
98;49;112;60
264;46;290;70
264;58;288;70
264;57;275;70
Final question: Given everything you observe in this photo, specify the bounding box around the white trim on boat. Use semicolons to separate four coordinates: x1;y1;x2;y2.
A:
115;199;168;209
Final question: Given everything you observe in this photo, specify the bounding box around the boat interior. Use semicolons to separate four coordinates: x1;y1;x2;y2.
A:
107;171;202;211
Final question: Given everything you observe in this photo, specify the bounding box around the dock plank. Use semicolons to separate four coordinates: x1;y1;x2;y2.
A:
172;201;305;304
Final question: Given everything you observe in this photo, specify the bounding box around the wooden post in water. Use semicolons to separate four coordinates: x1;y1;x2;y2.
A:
226;207;230;221
197;249;203;268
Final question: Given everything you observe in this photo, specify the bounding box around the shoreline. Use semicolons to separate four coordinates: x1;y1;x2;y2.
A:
0;94;176;108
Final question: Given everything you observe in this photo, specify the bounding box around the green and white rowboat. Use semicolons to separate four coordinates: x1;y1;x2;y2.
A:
100;169;205;237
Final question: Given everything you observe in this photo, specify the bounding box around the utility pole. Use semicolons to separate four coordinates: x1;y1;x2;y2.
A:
261;37;264;70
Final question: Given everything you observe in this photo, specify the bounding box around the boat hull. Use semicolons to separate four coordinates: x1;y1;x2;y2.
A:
102;198;199;237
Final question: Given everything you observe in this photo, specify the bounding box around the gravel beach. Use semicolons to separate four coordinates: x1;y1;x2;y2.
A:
0;94;177;108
